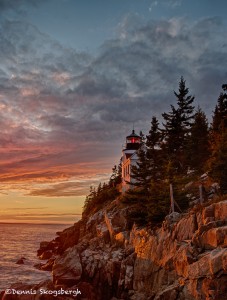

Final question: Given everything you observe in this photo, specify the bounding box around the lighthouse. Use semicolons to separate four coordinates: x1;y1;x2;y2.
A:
121;129;142;192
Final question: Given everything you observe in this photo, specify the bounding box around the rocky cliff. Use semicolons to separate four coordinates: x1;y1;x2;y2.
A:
2;199;227;300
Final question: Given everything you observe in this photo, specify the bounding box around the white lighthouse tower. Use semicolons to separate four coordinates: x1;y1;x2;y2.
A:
121;129;142;192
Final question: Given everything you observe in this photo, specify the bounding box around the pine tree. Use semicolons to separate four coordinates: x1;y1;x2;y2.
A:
82;186;97;216
162;105;183;157
209;85;227;158
186;107;210;173
147;181;170;224
130;144;151;192
175;76;195;130
209;84;227;194
210;86;227;143
109;163;122;187
146;116;162;154
146;116;163;181
162;77;195;175
210;130;227;194
212;103;222;132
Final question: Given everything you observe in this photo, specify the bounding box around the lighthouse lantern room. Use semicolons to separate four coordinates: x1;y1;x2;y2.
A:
126;130;141;150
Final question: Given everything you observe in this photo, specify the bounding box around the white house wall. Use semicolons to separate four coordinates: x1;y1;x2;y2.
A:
122;153;139;192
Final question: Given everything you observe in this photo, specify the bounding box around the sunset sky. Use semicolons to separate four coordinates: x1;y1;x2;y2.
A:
0;0;227;223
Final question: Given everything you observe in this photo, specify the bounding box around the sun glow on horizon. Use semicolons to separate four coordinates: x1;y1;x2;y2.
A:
0;192;84;224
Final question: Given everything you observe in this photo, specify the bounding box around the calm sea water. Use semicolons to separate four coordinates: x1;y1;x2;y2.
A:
0;223;69;291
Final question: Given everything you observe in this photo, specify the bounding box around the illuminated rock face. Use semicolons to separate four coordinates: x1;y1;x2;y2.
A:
3;200;227;300
52;246;82;286
130;200;227;300
49;200;227;300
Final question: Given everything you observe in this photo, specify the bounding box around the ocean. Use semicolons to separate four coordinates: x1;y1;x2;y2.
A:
0;223;69;291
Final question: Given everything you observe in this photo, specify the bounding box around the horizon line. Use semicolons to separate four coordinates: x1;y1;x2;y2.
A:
0;222;75;225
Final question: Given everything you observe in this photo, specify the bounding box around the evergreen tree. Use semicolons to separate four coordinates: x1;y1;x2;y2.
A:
162;77;195;175
209;84;227;194
130;143;151;192
162;105;183;158
146;116;163;181
146;116;162;154
147;181;170;224
186;107;210;173
175;76;195;129
82;162;121;217
210;86;227;140
209;85;227;154
212;102;222;132
210;130;227;194
82;186;96;216
109;163;122;187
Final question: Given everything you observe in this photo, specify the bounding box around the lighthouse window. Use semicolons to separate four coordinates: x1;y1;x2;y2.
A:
127;137;140;144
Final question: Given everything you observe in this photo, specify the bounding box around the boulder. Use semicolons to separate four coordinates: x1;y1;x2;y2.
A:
16;257;25;265
173;213;197;241
39;250;53;260
96;222;110;243
214;200;227;222
34;262;43;270
76;281;98;300
202;204;215;225
165;212;181;225
39;241;50;249
55;222;81;253
52;246;82;287
40;258;55;271
153;283;180;300
115;231;129;246
185;276;227;300
105;209;128;242
200;225;227;249
86;209;105;231
173;244;196;277
188;248;227;279
37;241;57;257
